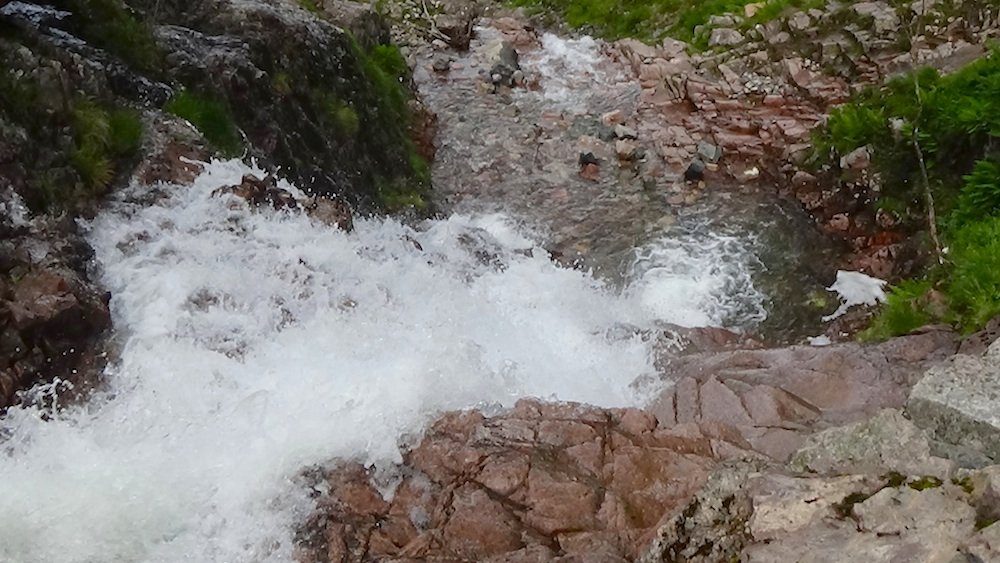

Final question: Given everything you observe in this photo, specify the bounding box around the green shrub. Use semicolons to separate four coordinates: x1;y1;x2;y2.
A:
108;108;143;155
946;216;1000;331
165;91;242;156
70;99;142;192
859;279;935;341
951;159;1000;225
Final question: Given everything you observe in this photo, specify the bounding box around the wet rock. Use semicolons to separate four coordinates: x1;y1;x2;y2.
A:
907;339;1000;465
683;158;706;182
613;124;638;140
578;152;600;167
615;139;641;161
601;110;626;127
298;400;721;562
580;163;601;181
708;28;745;47
696;141;723;164
434;8;478;51
136;118;211;187
489;41;521;87
0;208;111;409
431;55;452;73
303;196;354;232
212;174;299;210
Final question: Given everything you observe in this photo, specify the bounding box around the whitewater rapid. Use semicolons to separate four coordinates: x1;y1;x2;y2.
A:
0;159;765;562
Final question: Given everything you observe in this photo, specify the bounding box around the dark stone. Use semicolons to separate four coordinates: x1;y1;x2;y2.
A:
684;158;706;182
579;152;600;166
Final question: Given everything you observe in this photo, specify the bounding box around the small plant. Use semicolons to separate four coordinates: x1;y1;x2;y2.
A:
70;99;142;193
108;108;143;156
165;91;242;156
832;492;872;519
952;476;975;494
272;72;292;96
945;215;1000;332
859;279;935;341
329;99;360;138
951;159;1000;225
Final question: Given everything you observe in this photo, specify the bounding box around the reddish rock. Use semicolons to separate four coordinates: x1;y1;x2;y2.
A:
297;400;722;562
0;219;111;409
648;330;956;461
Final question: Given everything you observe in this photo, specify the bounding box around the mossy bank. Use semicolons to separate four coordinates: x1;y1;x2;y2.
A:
0;0;433;214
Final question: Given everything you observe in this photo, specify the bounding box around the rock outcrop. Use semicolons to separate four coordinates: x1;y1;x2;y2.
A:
641;461;1000;563
649;328;957;461
908;338;1000;466
297;400;728;562
1;0;432;212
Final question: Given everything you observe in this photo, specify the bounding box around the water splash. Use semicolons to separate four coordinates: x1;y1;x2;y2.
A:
0;160;764;563
627;231;768;329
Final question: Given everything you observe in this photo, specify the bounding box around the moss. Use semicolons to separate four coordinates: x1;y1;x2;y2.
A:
297;0;321;13
272;72;293;96
907;476;943;491
165;90;242;156
52;0;163;73
346;37;432;212
832;492;872;519
952;476;975;494
977;516;1000;531
313;90;361;138
883;471;907;488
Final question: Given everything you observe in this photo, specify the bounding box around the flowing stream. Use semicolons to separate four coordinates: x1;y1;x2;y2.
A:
1;26;832;563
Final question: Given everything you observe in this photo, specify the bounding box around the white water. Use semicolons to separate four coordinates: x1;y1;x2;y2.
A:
0;160;764;563
522;33;631;113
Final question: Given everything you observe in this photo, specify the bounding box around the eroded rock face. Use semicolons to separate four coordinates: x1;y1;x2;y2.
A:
297;400;734;562
649;329;957;461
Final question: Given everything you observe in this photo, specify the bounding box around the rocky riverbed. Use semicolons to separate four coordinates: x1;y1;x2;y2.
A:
2;0;1000;561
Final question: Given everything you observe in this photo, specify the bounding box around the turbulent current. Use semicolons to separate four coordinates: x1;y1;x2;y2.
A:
0;159;767;562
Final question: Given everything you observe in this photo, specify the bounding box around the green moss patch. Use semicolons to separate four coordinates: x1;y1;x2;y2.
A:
165;90;242;156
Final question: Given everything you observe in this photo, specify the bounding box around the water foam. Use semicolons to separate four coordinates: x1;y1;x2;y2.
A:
0;160;764;562
627;231;768;329
524;33;628;113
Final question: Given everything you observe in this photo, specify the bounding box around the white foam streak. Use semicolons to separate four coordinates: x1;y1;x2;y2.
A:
0;160;763;562
525;33;624;112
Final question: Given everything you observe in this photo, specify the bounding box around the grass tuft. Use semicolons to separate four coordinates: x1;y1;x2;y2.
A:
165;91;242;156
